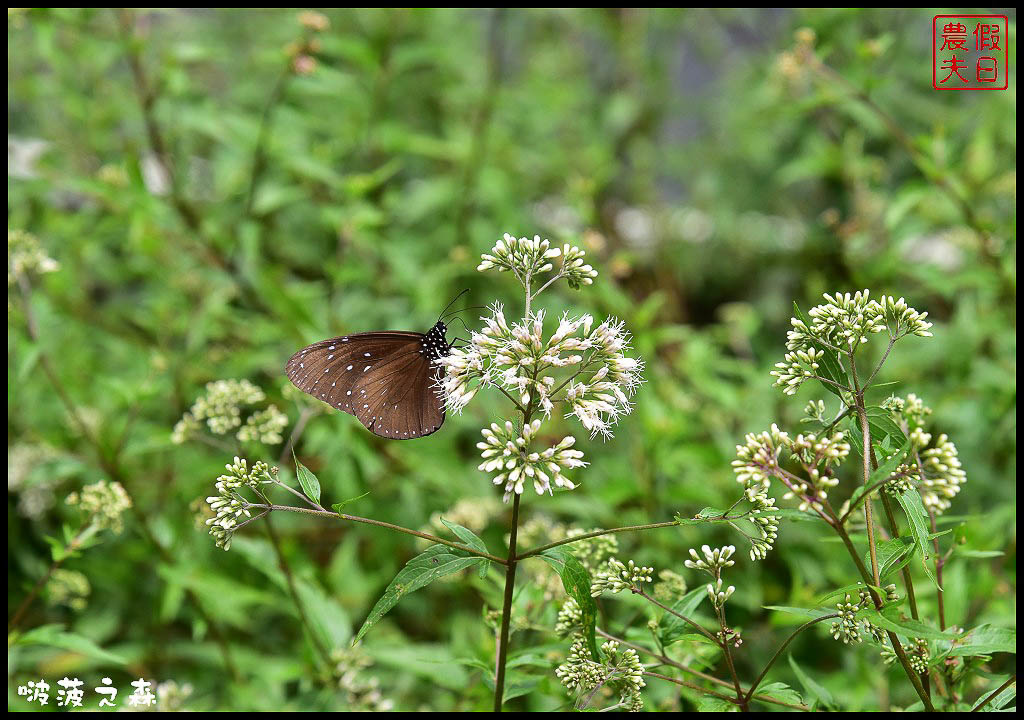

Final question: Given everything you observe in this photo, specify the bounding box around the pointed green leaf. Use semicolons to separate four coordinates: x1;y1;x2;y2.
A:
789;655;836;709
660;586;709;646
332;492;369;513
540;547;598;658
15;624;127;665
354;544;483;643
440;518;490;579
293;452;321;505
894;488;938;588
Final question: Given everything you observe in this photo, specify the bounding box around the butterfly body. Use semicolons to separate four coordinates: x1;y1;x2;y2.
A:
285;321;452;439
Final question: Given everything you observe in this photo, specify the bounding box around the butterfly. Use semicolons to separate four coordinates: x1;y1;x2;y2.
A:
285;295;467;439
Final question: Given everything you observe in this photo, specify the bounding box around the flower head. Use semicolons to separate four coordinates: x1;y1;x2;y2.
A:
204;456;271;550
173;379;287;446
477;420;587;501
555;637;645;711
771;291;932;395
66;480;133;534
8;229;59;285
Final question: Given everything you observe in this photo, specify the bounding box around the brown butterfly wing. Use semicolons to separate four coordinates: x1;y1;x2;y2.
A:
285;331;444;439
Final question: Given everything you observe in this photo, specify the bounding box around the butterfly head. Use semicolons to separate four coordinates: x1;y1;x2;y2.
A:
423;321;451;361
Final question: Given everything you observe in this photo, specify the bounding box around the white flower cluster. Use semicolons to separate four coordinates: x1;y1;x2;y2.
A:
477;233;597;289
555;638;645;711
66;480;133;534
684;544;737;573
747;488;781;561
884;394;966;515
205;456;270;551
8;229;59;285
441;306;644;439
554;597;582;637
235;406;289;445
706;578;736;611
453;232;641;502
477;420;587;501
782;431;850;510
772;291;933;395
918;434;966;514
732;425;789;499
47;569;91;611
590;557;654;596
732;425;849;514
331;647;395;712
830;593;867;644
172;379;288;446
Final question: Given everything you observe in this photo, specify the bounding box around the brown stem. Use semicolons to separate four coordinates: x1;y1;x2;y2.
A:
595;629;810;711
971;675;1016;712
9;523;94;630
247;504;506;565
642;671;741;706
744;613;840;704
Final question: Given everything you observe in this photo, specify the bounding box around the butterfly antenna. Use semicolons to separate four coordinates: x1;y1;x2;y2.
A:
436;288;470;324
448;315;472;337
441;304;489;321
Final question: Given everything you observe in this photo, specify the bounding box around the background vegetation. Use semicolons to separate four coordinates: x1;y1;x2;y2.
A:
8;8;1015;711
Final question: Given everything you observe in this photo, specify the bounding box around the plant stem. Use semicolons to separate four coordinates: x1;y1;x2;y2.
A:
493;493;522;711
971;675;1016;712
743;613;840;703
246;504;506;564
849;356;881;588
642;671;741;706
516;521;679;560
8;522;94;631
595;629;810;711
263;513;334;673
833;517;936;711
929;510;947;630
635;590;720;646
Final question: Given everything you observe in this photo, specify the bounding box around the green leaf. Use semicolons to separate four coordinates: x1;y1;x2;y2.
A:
332;492;369;513
14;624;127;665
764;605;834;620
540;547;599;658
894;488;939;588
871;536;916;581
859;605;955;642
697;696;736;711
440;518;491;579
293;452;322;505
758;681;805;707
845;436;911;515
970;675;1016;711
354;544;483;644
660;586;708;646
789;655;836;709
865;406;908;445
947;624;1015;657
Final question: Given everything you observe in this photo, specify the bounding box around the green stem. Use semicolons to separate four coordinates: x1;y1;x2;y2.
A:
743;613;840;703
635;589;720;645
642;671;741;705
493;493;522;711
247;503;507;564
595;629;810;711
833;517;935;711
516;521;679;561
971;675;1016;712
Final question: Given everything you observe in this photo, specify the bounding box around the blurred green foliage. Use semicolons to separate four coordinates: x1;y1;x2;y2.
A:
8;8;1015;712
